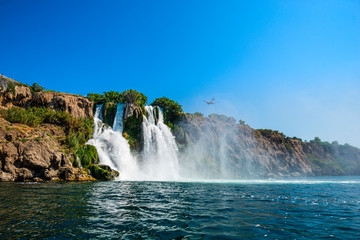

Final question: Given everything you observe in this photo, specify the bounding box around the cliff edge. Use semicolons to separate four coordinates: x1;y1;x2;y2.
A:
0;75;118;181
175;114;360;178
0;75;93;118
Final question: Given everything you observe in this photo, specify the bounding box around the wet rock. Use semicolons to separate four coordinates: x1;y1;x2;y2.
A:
89;164;119;181
124;103;141;120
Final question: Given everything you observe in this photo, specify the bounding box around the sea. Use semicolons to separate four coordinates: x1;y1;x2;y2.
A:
1;176;360;239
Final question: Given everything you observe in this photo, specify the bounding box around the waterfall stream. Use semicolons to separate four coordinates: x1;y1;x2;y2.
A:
113;103;124;132
88;104;180;180
141;106;180;180
87;104;140;180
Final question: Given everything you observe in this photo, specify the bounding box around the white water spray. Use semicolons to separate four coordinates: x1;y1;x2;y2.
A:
88;104;181;181
113;103;124;132
87;104;140;180
141;106;181;180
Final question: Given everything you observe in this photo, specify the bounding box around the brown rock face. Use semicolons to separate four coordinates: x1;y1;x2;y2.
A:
0;140;73;181
0;85;93;118
31;92;93;118
0;117;92;182
123;103;141;120
0;77;102;181
176;116;360;178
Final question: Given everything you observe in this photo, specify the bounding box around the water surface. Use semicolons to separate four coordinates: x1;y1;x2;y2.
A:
1;176;360;239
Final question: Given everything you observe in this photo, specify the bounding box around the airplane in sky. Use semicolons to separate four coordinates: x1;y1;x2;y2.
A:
203;97;217;105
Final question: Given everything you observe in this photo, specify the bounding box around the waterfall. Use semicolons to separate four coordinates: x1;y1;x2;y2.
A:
87;104;140;180
113;103;124;132
87;103;260;181
87;104;181;181
141;106;180;180
93;104;104;138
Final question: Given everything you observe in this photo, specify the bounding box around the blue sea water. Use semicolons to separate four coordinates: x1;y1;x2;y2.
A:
1;176;360;239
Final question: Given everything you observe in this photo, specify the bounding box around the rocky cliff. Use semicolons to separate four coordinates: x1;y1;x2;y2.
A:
0;117;95;181
175;115;360;178
0;79;93;119
1;75;359;181
0;76;119;182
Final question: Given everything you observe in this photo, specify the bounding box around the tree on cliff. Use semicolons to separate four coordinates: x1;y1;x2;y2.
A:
119;89;147;108
31;83;44;92
151;97;183;124
87;93;106;104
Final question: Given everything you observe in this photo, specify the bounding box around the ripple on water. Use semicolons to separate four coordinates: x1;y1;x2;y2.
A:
1;177;360;239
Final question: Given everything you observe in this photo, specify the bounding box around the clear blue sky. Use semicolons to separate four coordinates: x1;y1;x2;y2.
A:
1;0;359;147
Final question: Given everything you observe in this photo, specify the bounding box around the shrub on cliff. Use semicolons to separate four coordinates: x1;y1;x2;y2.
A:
102;102;117;127
292;136;303;142
238;120;246;126
257;129;286;139
151;97;183;124
6;82;15;95
76;145;98;168
65;132;83;150
123;115;143;150
104;91;121;103
87;93;106;104
194;112;204;117
2;107;44;127
88;91;121;104
120;89;147;108
87;89;147;108
30;83;44;92
208;113;236;124
2;107;93;149
311;137;322;143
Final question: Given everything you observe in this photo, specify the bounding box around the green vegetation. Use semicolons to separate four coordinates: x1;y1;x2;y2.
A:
104;91;121;103
257;129;294;150
87;93;106;104
6;82;15;95
102;102;117;127
208;113;236;124
123;115;143;150
257;129;286;139
20;138;30;143
151;97;183;126
87;89;147;108
292;136;303;142
76;145;98;168
311;137;322;143
284;142;293;155
1;106;93;150
30;83;44;92
88;165;119;181
87;89;148;151
65;132;83;150
307;153;344;175
238;120;246;126
89;165;111;180
120;89;147;108
193;112;203;117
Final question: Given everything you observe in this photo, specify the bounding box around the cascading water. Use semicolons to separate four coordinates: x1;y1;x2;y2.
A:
87;104;140;180
93;104;104;139
87;98;284;181
113;103;124;132
88;104;181;181
141;106;181;180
